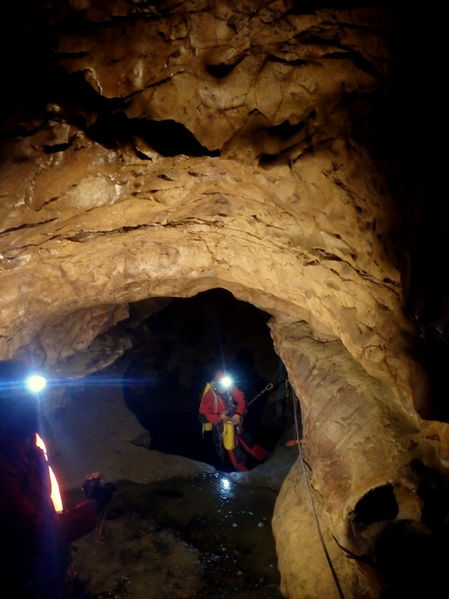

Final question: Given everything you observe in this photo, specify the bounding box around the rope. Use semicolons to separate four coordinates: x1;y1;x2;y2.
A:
246;382;274;407
290;386;347;599
246;363;285;408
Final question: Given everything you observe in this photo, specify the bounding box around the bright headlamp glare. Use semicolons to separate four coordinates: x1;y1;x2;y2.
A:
219;375;233;389
26;374;47;394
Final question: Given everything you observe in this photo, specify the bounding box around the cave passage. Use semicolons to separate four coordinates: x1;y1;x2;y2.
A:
48;289;297;597
117;289;296;471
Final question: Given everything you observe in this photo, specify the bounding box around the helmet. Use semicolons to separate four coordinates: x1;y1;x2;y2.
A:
211;370;233;393
213;369;225;379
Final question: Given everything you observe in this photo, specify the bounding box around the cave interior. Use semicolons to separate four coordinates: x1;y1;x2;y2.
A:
1;3;449;599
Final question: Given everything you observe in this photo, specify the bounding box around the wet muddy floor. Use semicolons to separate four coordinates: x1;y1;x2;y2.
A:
71;472;283;599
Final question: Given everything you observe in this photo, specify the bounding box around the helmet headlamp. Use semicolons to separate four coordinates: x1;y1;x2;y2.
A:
219;375;233;389
26;374;47;394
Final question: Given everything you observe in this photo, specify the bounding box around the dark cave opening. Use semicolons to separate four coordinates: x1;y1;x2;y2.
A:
352;484;399;528
87;113;221;157
115;289;296;471
348;466;449;599
39;290;295;598
44;289;290;598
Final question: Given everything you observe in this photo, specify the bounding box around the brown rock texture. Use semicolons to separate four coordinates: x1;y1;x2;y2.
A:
0;147;413;393
0;3;447;597
271;320;436;598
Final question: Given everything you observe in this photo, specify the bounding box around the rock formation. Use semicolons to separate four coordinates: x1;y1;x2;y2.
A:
1;3;448;597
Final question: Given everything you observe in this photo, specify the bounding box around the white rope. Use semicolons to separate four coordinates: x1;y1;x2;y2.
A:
290;384;346;599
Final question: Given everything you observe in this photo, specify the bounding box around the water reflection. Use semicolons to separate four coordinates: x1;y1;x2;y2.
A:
72;472;282;598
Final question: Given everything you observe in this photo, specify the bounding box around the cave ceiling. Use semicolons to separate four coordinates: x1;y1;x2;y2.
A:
0;2;446;421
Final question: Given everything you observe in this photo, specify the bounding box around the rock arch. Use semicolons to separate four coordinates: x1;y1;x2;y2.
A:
0;151;436;596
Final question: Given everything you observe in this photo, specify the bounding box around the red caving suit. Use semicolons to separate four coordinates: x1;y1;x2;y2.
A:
199;382;267;471
0;432;98;598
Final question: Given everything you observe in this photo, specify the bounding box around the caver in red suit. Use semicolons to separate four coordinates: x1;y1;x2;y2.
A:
0;360;112;599
199;370;267;471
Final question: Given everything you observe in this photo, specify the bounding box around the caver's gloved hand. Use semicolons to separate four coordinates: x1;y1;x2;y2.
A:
82;472;116;509
230;414;242;426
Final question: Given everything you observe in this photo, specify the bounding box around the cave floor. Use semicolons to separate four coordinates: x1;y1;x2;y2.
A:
70;472;282;599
